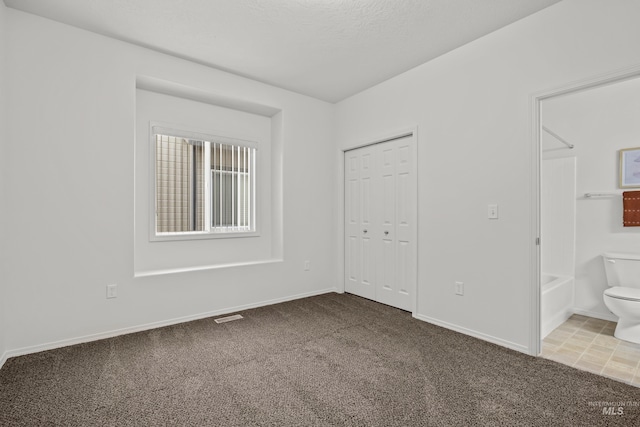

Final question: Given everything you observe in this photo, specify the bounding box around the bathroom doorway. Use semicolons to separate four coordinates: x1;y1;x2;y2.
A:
535;71;640;386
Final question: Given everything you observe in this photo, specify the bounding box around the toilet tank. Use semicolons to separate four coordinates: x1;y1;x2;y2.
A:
603;252;640;288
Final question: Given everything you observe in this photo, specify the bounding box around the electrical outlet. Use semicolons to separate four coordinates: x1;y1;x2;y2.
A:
106;284;118;299
304;260;310;271
455;281;464;296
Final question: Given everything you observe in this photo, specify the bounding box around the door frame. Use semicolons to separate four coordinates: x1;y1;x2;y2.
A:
529;64;640;356
338;127;419;316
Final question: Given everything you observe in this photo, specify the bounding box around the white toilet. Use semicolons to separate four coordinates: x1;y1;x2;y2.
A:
602;252;640;344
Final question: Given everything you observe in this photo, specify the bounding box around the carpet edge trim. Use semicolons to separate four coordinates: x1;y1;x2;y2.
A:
2;287;340;362
0;350;7;370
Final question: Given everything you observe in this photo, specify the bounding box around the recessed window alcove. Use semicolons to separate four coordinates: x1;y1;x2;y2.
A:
134;76;283;277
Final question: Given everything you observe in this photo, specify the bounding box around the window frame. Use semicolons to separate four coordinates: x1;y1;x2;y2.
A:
148;122;260;242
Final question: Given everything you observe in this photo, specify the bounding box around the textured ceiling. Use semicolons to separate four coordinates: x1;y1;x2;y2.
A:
4;0;561;103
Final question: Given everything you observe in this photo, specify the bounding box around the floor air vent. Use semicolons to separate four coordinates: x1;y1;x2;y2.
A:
214;314;244;324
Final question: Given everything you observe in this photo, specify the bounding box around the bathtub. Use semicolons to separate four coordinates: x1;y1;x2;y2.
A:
541;274;575;339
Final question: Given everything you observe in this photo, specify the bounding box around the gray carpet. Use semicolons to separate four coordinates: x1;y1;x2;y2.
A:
1;293;639;426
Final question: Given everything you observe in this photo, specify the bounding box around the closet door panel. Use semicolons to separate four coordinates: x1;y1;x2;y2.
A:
392;137;415;311
377;143;396;306
344;150;361;295
344;146;376;300
359;148;375;298
397;241;410;296
381;238;395;292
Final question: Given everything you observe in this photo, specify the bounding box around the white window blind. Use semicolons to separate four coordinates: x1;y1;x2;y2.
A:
152;126;257;238
211;142;255;232
155;135;205;233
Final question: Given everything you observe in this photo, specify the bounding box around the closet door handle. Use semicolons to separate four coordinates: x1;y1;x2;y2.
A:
384;231;389;235
363;229;368;234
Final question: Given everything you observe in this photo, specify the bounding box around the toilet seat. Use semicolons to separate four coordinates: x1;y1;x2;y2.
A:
604;287;640;302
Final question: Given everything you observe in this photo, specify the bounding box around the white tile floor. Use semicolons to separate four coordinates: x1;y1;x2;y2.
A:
542;314;640;387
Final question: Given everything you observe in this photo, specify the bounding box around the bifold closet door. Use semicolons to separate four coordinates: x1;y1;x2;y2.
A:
345;144;376;301
344;136;416;312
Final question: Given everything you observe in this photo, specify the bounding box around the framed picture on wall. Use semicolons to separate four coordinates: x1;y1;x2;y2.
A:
620;147;640;188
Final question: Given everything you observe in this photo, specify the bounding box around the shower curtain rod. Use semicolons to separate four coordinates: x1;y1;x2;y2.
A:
542;126;574;149
584;192;619;198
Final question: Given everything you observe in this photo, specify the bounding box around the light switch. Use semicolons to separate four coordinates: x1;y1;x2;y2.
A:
455;281;464;296
488;204;499;219
106;284;118;299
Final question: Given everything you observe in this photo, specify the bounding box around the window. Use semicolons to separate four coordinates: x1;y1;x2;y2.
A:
152;125;257;239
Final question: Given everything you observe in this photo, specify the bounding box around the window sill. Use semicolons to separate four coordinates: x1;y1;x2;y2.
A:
134;258;283;278
150;230;260;242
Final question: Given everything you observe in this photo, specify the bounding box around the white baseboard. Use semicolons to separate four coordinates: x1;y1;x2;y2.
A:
413;313;530;355
573;307;618;322
2;288;339;362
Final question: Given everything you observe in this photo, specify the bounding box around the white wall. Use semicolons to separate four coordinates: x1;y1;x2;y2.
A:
4;0;640;359
335;0;640;352
3;8;336;353
542;76;640;321
0;0;7;365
